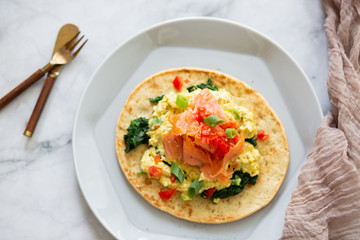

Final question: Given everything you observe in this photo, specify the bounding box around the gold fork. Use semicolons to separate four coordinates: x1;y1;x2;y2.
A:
42;34;88;73
0;34;87;110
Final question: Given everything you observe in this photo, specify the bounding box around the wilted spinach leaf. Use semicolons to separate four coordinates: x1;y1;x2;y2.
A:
187;78;218;92
149;95;164;103
245;137;257;147
124;117;150;152
201;170;258;200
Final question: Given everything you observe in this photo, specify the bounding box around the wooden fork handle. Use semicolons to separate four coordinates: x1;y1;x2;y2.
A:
0;69;45;110
24;75;56;137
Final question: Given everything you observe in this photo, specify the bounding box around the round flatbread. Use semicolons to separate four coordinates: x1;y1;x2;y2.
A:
115;67;289;223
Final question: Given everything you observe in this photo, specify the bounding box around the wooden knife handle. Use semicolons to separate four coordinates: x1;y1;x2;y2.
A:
0;69;45;110
24;75;56;137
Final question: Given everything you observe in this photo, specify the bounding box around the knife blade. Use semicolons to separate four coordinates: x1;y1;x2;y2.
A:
23;24;80;137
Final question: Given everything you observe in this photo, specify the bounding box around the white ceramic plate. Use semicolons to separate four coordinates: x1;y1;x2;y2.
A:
73;17;323;240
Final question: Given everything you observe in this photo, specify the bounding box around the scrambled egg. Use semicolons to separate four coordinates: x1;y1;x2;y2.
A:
141;88;260;195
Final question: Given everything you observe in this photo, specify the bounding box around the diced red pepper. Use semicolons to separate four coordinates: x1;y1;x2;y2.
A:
196;123;241;160
214;141;229;159
159;188;176;200
172;76;183;91
257;129;269;140
205;187;216;199
149;166;162;177
153;124;160;129
170;174;176;183
154;154;161;163
193;106;209;122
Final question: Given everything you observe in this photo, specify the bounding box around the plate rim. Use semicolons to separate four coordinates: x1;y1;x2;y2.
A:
72;16;323;239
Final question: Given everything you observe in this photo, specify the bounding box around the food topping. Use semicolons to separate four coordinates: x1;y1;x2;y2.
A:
225;128;237;139
124;117;150;152
149;95;164;103
182;179;204;200
150;117;161;130
245;137;257;146
176;95;188;109
204;187;216;199
170;174;176;183
224;108;241;120
187;78;218;92
161;133;183;160
257;129;269;140
149;166;162;177
159;188;176;200
126;79;260;202
188;179;203;199
164;89;245;184
136;170;145;175
154;154;161;163
173;76;183;91
170;162;185;184
207;170;258;200
203;115;225;126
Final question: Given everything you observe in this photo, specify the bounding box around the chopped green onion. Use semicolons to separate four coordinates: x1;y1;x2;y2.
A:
171;162;184;184
231;180;238;186
176;95;188;109
203;115;225;126
231;175;240;185
181;194;191;201
188;179;203;199
225;128;237;139
150;117;161;129
149;95;164;103
136;170;145;175
224;108;241;120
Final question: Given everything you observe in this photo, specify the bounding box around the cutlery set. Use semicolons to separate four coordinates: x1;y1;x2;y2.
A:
0;24;87;137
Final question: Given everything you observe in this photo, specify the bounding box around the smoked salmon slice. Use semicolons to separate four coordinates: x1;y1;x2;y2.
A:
162;133;183;160
182;135;211;167
170;110;200;136
223;134;244;165
192;89;229;121
200;134;244;183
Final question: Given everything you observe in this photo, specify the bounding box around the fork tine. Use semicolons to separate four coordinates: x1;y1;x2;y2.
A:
67;35;84;51
71;38;88;58
64;32;80;49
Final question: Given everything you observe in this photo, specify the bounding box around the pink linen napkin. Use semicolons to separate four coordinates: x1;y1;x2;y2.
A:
281;0;360;239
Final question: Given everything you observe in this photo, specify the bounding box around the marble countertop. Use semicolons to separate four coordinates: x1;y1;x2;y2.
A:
0;0;329;239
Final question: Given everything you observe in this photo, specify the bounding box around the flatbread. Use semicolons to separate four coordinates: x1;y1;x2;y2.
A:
115;67;289;223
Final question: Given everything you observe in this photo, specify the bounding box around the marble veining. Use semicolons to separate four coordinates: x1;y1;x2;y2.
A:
0;0;329;239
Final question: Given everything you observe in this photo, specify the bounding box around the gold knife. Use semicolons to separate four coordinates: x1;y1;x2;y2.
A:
24;24;80;137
